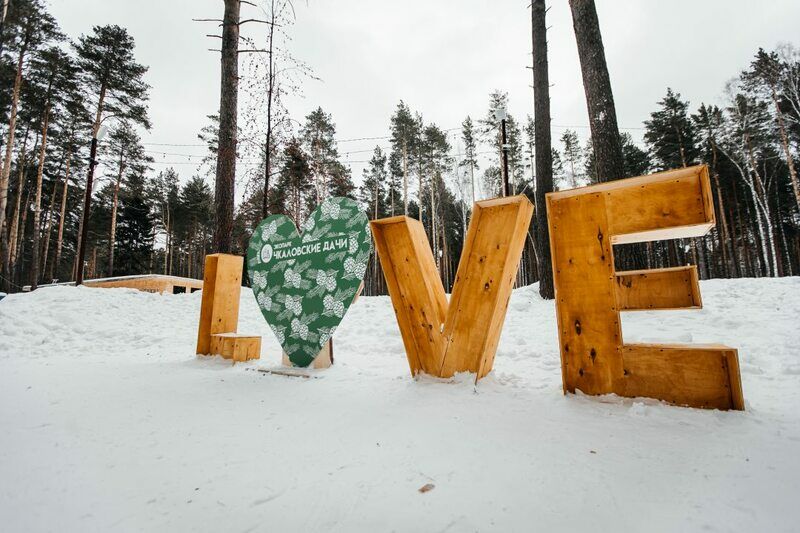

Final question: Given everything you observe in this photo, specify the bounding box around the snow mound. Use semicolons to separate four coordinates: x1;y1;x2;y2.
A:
1;278;799;532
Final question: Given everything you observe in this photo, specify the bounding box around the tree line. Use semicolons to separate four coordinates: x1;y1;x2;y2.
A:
1;0;798;296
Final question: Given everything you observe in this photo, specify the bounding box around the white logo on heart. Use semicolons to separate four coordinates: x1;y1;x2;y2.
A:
260;243;273;263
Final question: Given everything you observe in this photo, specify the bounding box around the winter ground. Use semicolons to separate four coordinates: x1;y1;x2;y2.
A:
0;278;799;532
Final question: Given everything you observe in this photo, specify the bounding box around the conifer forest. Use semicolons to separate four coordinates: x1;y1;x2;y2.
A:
1;0;799;296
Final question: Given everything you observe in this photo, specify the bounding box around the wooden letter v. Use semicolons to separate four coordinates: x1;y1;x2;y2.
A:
371;195;534;381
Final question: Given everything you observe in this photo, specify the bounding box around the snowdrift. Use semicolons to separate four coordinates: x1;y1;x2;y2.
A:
1;278;799;532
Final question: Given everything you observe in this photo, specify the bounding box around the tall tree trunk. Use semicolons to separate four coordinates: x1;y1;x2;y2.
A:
3;126;31;288
569;0;642;270
76;80;107;285
108;147;126;277
30;105;51;290
41;170;58;281
532;0;554;299
0;37;28;266
569;0;626;184
402;142;408;215
262;1;276;219
13;190;29;286
213;0;240;253
430;173;436;266
769;87;800;210
108;172;122;276
711;162;732;277
53;154;71;281
41;150;68;281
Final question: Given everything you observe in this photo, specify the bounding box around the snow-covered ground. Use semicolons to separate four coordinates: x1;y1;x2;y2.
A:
1;278;799;532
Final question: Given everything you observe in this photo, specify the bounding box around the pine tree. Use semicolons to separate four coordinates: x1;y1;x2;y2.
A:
386;150;403;216
559;129;584;188
0;0;60;283
102;122;151;276
115;172;154;275
460;116;479;204
644;88;699;170
150;168;180;275
389;101;418;215
300;107;352;201
359;146;388;220
745;49;800;210
74;24;150;280
46;77;91;283
274;138;313;225
419;124;451;261
27;45;75;289
174;176;214;278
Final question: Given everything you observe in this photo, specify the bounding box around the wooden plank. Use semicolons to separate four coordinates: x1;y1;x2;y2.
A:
547;191;621;395
619;344;744;410
86;275;204;294
546;164;744;410
372;195;533;380
371;217;448;376
232;336;261;362
549;165;714;245
615;266;701;311
211;333;261;362
441;196;533;378
196;254;243;355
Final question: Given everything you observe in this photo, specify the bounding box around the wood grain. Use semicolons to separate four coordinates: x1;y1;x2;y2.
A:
546;164;744;410
84;275;203;294
372;195;533;381
615;266;701;311
196;254;262;363
211;333;262;362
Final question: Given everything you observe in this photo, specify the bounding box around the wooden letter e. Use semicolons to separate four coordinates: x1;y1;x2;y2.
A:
546;165;744;410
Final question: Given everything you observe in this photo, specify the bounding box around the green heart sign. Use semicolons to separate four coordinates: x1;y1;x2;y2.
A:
246;197;372;367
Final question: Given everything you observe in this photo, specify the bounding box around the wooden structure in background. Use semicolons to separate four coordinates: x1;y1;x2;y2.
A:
86;275;203;294
28;274;203;294
546;165;744;410
196;254;261;362
372;195;534;381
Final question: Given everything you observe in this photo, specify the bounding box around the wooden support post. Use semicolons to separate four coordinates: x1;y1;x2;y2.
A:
372;195;534;381
196;253;261;362
546;165;744;410
211;333;262;362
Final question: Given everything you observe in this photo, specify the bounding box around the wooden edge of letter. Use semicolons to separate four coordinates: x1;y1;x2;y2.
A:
615;265;702;311
371;216;448;376
441;195;534;379
546;165;744;410
196;254;262;362
371;195;533;381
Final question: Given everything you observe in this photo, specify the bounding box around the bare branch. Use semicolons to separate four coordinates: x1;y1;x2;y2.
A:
192;18;222;22
239;18;275;25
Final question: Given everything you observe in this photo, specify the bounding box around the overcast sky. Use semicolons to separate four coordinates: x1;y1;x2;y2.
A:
50;0;800;195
